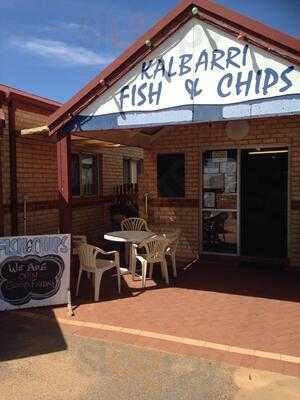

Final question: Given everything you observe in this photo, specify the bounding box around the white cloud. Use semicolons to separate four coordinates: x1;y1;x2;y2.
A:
10;38;112;66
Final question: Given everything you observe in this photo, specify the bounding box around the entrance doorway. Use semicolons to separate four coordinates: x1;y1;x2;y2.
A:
201;148;289;259
240;149;288;258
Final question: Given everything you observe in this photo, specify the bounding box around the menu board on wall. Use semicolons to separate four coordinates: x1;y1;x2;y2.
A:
0;234;71;311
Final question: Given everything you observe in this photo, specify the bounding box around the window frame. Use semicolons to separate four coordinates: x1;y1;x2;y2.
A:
71;152;98;198
123;157;143;185
157;152;186;199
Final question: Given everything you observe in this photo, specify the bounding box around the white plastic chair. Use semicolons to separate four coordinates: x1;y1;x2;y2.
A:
72;235;87;256
121;217;150;232
121;217;151;275
133;236;170;288
163;230;180;278
72;235;92;279
76;244;121;301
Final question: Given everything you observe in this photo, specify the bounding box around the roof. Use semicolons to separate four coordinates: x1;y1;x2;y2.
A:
48;0;300;134
0;83;61;115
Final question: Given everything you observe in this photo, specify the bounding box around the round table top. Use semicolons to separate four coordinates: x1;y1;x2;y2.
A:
104;231;155;243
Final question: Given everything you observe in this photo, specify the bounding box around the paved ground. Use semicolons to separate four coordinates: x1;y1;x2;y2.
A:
39;260;300;377
1;313;300;400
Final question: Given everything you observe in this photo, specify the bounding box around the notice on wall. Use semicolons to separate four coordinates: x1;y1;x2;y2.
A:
204;173;225;190
212;151;228;163
204;161;219;174
0;234;71;311
203;192;216;208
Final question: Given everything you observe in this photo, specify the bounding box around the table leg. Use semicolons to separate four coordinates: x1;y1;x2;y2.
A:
124;243;129;266
128;243;132;272
118;243;132;276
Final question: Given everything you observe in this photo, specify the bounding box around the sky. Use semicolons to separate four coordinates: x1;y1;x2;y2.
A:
1;0;299;103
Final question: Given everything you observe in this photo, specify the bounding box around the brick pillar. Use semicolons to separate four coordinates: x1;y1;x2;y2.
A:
0;111;4;236
56;132;72;234
8;100;18;235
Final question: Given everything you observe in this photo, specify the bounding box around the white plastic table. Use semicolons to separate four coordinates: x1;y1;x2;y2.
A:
104;231;155;276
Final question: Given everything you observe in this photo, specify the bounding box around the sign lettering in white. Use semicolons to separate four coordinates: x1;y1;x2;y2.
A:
0;234;71;311
81;19;300;118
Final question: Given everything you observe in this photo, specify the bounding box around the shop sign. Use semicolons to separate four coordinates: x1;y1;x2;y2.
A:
0;234;70;311
74;18;300;128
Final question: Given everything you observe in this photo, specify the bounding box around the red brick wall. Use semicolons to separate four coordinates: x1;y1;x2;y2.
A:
71;145;142;242
139;116;300;266
5;109;59;235
2;104;299;266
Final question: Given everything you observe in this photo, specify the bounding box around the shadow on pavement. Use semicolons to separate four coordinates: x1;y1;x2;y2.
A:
0;310;67;362
73;259;300;305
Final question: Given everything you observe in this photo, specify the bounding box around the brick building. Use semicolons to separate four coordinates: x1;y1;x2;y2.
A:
0;84;143;242
20;1;300;266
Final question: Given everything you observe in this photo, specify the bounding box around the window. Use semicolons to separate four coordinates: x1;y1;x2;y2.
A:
157;153;185;198
71;153;97;197
123;158;142;184
202;149;238;254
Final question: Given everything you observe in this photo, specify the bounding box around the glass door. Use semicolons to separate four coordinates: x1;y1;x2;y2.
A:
202;149;238;255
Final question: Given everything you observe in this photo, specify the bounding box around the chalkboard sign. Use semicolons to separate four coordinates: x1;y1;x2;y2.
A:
0;255;64;306
0;234;70;311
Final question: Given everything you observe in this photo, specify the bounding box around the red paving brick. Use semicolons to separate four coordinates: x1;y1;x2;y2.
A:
15;261;300;377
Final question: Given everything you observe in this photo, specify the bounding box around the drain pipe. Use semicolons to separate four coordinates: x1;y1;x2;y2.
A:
23;197;27;235
144;192;149;220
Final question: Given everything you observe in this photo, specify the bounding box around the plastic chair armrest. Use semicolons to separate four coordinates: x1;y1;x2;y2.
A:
95;248;120;267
